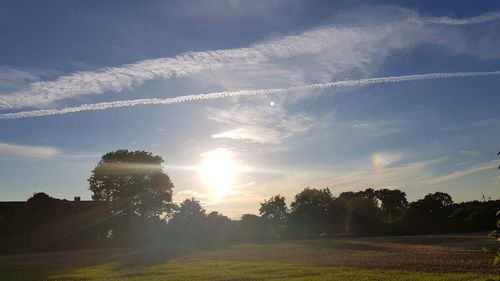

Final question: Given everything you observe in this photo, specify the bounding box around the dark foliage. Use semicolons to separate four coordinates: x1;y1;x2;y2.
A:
259;195;288;238
88;150;175;241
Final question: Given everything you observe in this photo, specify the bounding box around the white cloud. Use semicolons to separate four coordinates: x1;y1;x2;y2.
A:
0;7;499;109
0;142;60;158
213;127;284;144
208;100;318;144
372;152;404;169
0;67;39;93
423;161;496;186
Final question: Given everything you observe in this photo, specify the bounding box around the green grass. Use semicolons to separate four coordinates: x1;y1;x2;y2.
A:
1;260;497;281
1;234;498;280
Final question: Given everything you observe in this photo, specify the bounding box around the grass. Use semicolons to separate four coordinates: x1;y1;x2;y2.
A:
1;233;498;281
1;260;498;281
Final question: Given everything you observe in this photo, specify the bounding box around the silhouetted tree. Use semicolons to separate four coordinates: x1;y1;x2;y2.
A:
259;195;288;237
402;192;454;234
412;192;453;217
169;198;206;241
26;192;77;223
375;189;409;222
205;211;234;241
88;150;175;221
290;188;335;236
172;198;206;220
240;214;266;240
337;189;384;235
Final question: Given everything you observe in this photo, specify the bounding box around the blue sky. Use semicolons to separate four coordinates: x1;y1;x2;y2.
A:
0;0;500;218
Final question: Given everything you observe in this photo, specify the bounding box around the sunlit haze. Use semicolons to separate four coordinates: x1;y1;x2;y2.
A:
199;148;240;198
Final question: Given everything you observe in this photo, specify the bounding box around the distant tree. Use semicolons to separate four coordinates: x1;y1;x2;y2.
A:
88;150;175;221
172;198;206;220
290;188;335;236
402;192;454;234
259;195;288;237
337;189;384;235
375;189;409;221
169;198;206;241
205;211;234;241
27;192;76;222
240;214;265;240
241;214;261;224
412;192;453;217
27;192;52;203
337;188;377;204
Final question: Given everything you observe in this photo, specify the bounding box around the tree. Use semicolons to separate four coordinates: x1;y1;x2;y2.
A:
336;189;383;235
240;214;265;240
259;195;288;237
290;188;335;236
375;189;409;221
402;192;454;234
205;211;234;242
171;198;206;222
169;198;207;241
412;192;453;217
88;150;174;221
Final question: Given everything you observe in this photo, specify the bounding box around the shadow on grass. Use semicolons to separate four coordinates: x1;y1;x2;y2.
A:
0;241;239;281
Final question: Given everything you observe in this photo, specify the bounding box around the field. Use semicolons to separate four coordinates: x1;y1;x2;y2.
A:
0;233;498;281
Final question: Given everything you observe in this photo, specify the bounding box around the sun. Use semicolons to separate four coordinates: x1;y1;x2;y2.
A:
199;148;239;197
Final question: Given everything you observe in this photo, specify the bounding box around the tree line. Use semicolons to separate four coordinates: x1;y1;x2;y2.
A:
0;149;498;253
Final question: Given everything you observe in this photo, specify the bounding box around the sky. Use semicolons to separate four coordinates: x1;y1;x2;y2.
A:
0;0;500;218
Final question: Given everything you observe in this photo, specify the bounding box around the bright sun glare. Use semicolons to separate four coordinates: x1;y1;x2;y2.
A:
199;148;239;198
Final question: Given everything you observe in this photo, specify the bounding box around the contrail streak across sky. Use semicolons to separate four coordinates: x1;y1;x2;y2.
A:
1;70;499;120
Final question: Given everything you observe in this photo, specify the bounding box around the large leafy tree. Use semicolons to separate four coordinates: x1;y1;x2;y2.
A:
88;149;174;221
336;189;383;234
290;188;335;236
259;195;288;237
169;198;207;241
375;189;409;221
170;198;206;223
412;192;453;217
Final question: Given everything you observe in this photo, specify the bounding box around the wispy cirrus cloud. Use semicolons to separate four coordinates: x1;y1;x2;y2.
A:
0;67;39;93
209;101;318;144
0;7;500;110
0;142;59;158
422;161;497;186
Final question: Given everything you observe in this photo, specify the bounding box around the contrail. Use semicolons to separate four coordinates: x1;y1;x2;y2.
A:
1;70;499;120
427;11;500;25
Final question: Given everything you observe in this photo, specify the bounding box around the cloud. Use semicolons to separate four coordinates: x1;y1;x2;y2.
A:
1;7;500;109
327;158;445;192
213;127;284;144
350;119;405;139
0;67;39;93
458;150;481;157
1;70;499;120
209;100;317;144
0;142;60;158
372;152;404;169
423;162;496;186
427;10;500;25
